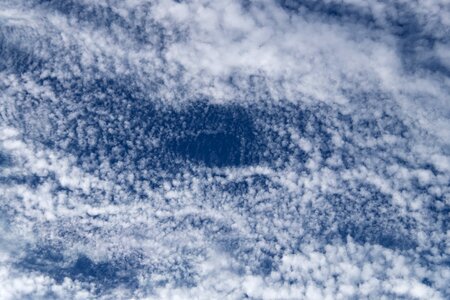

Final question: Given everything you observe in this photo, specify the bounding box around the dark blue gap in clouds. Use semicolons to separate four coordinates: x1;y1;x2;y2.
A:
18;246;140;291
46;90;271;171
169;132;245;167
164;101;264;168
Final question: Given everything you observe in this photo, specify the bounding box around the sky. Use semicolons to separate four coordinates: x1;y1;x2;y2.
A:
0;0;449;299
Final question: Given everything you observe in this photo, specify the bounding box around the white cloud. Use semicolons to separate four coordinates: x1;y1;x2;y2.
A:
0;0;449;299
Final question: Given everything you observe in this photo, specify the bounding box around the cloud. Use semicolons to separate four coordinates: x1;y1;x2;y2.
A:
0;0;449;299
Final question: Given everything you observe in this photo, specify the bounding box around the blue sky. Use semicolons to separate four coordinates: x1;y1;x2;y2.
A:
0;0;449;299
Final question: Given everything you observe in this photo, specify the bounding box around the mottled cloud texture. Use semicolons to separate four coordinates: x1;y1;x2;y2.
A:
0;0;449;299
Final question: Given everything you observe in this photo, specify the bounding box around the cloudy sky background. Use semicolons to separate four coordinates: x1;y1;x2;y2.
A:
0;0;449;299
